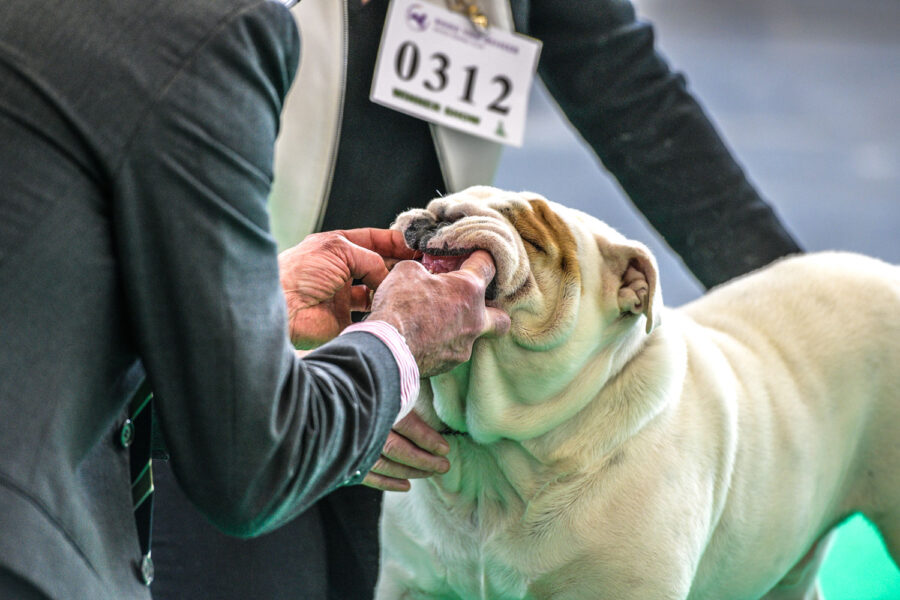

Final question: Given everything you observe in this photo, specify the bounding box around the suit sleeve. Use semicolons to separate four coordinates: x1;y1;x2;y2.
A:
112;1;399;537
525;0;802;287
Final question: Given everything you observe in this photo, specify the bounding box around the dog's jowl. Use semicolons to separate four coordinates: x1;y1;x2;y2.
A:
376;186;900;600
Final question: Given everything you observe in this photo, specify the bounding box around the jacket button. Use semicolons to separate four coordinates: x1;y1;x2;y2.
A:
136;554;154;586
343;470;363;486
119;419;135;448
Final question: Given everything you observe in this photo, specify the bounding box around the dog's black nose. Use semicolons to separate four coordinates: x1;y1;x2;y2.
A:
403;217;432;250
404;218;453;252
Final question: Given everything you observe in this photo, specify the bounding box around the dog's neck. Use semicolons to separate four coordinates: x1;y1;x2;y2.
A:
421;313;685;494
431;311;664;435
523;317;685;465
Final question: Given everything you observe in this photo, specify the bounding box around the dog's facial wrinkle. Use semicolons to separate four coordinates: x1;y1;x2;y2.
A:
440;428;470;437
520;234;547;255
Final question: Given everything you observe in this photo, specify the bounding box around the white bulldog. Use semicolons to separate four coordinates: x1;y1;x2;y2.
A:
375;186;900;600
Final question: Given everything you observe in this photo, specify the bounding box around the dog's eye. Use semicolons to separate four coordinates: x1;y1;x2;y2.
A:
521;236;547;254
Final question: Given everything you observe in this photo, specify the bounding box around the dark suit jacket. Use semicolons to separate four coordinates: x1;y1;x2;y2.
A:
0;1;401;598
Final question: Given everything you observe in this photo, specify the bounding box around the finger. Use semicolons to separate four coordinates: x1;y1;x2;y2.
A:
361;472;411;493
457;249;497;288
349;285;373;312
392;411;450;456
480;307;511;339
368;455;434;480
337;228;419;261
340;242;393;290
381;430;450;473
383;257;404;270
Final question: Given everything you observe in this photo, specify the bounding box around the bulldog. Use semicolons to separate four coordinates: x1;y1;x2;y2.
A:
375;186;900;600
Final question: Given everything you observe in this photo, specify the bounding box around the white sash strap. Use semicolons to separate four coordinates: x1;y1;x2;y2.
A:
428;0;511;192
269;1;346;250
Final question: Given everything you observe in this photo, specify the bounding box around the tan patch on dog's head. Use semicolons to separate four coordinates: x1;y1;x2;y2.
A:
509;198;579;294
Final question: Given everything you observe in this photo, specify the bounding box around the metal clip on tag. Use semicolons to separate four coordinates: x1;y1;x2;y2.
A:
446;0;489;34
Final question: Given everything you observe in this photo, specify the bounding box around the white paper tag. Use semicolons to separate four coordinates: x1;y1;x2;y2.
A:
370;0;542;147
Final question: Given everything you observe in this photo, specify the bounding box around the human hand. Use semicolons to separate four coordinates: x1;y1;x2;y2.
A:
363;411;451;492
278;229;418;348
368;250;511;377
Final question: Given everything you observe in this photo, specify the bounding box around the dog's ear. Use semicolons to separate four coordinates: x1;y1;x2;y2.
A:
605;242;658;334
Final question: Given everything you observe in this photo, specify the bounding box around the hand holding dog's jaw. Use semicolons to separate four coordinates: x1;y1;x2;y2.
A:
369;250;511;378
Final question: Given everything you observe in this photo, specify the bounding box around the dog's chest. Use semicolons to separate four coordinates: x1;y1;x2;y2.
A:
414;439;585;598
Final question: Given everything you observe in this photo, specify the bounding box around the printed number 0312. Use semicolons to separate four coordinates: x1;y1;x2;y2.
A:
394;41;512;115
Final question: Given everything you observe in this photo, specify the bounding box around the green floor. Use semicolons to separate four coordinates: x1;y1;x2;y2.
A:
819;515;900;599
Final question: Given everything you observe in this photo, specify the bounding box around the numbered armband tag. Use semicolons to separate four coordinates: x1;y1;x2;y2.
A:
371;0;542;147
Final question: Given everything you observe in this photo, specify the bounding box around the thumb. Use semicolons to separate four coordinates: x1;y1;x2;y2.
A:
458;250;497;289
479;307;511;339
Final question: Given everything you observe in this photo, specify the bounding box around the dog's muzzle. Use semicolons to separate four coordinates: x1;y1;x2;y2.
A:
403;217;499;300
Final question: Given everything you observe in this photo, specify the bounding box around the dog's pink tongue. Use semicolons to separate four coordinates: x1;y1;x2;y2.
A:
422;252;473;274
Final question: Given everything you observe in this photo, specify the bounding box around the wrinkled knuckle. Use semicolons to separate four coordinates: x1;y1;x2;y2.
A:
390;260;419;277
390;419;413;438
320;235;347;253
381;437;402;458
456;274;481;297
370;456;389;474
306;231;335;247
392;260;413;273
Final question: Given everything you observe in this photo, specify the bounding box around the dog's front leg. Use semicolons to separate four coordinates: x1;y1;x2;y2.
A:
758;530;837;600
376;488;460;600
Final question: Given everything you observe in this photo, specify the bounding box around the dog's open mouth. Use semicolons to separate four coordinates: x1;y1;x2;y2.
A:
420;250;474;275
416;248;499;301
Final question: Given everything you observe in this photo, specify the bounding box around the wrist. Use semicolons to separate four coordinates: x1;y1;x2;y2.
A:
367;311;418;358
340;320;419;423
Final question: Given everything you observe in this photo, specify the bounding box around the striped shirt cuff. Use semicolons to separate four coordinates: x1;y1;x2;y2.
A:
340;320;419;424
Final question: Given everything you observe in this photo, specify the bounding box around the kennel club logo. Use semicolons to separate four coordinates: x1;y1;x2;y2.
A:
406;4;429;31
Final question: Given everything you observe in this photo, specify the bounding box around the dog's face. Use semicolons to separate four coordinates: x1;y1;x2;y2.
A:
393;186;661;443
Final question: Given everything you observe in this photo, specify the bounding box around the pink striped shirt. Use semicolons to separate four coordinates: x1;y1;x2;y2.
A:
340;320;419;424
